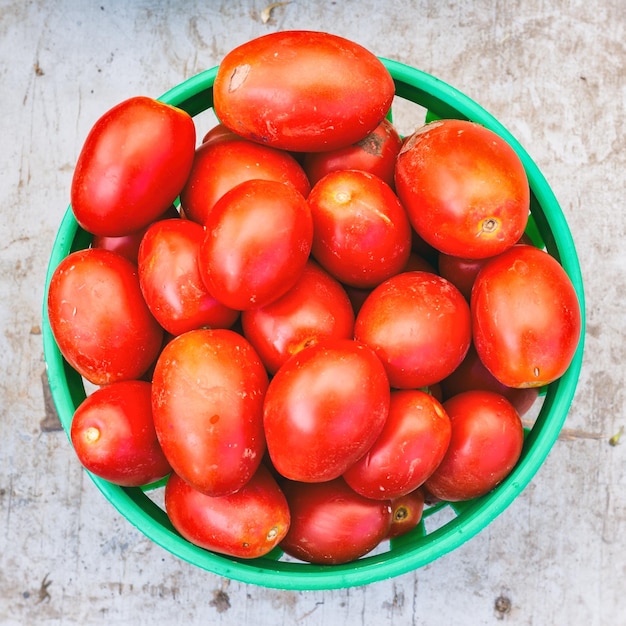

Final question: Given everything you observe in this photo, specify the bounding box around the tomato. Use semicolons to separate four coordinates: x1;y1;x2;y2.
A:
70;380;171;487
47;248;164;385
308;170;412;288
198;179;313;310
395;119;530;259
471;244;582;388
180;137;311;227
201;122;240;145
241;260;355;375
302;118;403;188
263;338;390;482
424;390;524;501
354;271;472;389
165;465;290;559
387;489;426;539
71;96;196;237
343;389;451;500
213;31;395;152
137;218;239;336
279;478;392;564
151;328;269;496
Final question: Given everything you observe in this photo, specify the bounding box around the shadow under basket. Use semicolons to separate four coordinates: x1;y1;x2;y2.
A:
42;59;585;591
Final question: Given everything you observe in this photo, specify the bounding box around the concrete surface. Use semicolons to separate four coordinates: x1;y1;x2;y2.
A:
1;0;624;624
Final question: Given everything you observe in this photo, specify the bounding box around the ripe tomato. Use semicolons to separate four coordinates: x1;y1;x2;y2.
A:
395;119;530;258
71;96;196;237
263;338;390;482
213;30;395;152
165;465;290;559
471;244;582;388
70;380;171;487
354;271;472;389
343;389;451;500
198;179;313;310
47;248;164;385
387;489;426;539
137;218;239;336
308;170;412;288
279;478;392;564
241;260;355;375
424;390;524;501
151;328;269;496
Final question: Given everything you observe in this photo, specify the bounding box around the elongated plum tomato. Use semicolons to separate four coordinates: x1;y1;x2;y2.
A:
471;244;582;388
47;248;164;385
387;489;426;539
71;96;196;237
213;30;395;152
165;465;290;559
151;328;269;496
395;119;530;259
70;380;171;487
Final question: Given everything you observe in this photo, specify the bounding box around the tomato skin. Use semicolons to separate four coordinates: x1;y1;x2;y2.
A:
151;328;269;496
424;390;524;501
47;248;164;385
395;119;529;259
213;31;395;152
241;260;355;374
387;489;426;539
279;478;392;564
70;380;171;486
71;96;196;237
165;465;290;559
471;244;582;388
137;218;239;336
263;338;390;483
354;271;472;389
343;389;451;500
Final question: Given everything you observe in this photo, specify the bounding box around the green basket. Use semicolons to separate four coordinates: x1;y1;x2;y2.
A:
42;59;585;590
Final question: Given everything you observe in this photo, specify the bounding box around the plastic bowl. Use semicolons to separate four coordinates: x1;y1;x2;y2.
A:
42;59;585;590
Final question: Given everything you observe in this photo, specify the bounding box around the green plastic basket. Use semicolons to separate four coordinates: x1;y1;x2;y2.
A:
42;59;585;590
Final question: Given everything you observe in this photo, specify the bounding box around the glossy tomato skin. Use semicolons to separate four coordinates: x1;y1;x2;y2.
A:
213;31;395;152
263;338;390;483
70;380;171;487
471;244;582;388
387;489;426;539
241;260;355;374
308;170;412;288
279;478;392;565
71;96;195;237
343;389;451;500
424;390;524;501
354;271;472;389
165;465;290;559
137;218;239;336
395;119;529;259
152;328;269;496
47;248;164;385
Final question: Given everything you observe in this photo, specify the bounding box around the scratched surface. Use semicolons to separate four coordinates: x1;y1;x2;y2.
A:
1;1;625;624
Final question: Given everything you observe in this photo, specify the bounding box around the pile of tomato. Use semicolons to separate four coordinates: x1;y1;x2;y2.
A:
47;31;582;565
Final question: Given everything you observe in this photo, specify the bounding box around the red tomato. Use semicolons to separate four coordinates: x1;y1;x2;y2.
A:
308;170;412;288
279;478;392;564
263;338;390;482
198;179;313;310
354;271;472;389
213;31;395;152
151;328;269;496
70;380;171;487
180;137;311;227
395;119;530;258
71;96;196;237
241;260;355;374
387;489;426;539
165;465;290;559
424;390;524;501
343;389;451;500
201;122;240;145
137;218;239;336
471;244;582;388
47;248;164;385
